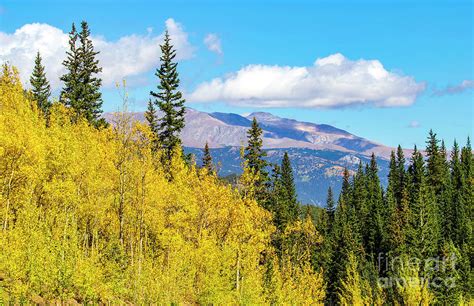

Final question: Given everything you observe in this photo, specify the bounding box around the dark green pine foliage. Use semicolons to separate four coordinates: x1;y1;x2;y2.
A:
150;30;186;160
365;153;385;257
244;117;269;205
60;22;105;127
245;117;268;177
78;21;105;127
386;148;410;255
406;146;439;259
60;23;80;108
277;152;299;226
449;140;473;301
426;130;444;190
144;99;159;149
425;132;451;242
449;141;466;245
326;186;336;226
313;187;336;293
267;152;298;231
459;138;473;249
202;142;214;173
29;51;51;116
327;168;362;303
351;161;368;251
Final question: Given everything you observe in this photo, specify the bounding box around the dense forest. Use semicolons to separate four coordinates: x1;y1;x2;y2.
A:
0;22;472;305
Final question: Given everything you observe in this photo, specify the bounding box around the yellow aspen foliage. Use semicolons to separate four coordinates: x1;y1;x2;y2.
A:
0;64;281;304
338;252;371;305
392;255;434;306
265;217;326;304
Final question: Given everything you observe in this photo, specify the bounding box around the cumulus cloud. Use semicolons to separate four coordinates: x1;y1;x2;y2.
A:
0;18;195;89
433;80;474;96
204;33;222;55
188;53;426;108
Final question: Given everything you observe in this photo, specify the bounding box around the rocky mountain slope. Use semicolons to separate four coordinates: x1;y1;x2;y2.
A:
104;108;393;204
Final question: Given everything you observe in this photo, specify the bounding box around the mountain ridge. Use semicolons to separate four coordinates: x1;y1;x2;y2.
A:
103;108;395;204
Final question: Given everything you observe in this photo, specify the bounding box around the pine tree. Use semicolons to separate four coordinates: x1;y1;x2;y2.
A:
60;23;80;107
366;153;385;257
326;186;336;225
60;21;105;127
29;51;51;116
327;168;363;304
244;117;268;176
425;130;444;194
202;142;214;173
270;152;299;231
459;138;473;258
278;152;298;225
244;117;269;205
406;146;439;259
144;99;158;149
386;150;410;255
78;21;104;127
352;161;368;251
150;30;186;160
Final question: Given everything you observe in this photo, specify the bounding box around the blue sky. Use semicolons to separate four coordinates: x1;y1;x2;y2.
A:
0;0;472;148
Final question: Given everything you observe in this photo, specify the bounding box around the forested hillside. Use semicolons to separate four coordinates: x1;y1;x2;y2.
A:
0;22;472;304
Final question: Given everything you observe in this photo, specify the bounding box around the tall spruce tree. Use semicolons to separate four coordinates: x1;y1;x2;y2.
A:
29;51;51;116
60;23;80;108
78;21;104;126
202;142;214;173
459;138;473;249
406;146;439;259
352;161;368;251
386;149;410;255
150;30;186;160
244;117;269;205
425;130;444;194
244;117;268;176
60;21;105;127
326;186;336;226
366;153;385;257
278;152;298;224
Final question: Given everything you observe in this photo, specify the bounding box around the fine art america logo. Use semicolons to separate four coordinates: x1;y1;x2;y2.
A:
377;253;457;289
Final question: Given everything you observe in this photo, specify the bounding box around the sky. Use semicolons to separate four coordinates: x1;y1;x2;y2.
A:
0;0;472;148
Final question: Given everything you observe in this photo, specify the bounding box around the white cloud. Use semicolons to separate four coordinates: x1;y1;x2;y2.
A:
204;33;222;55
0;18;195;89
188;53;426;108
408;120;420;128
433;80;474;96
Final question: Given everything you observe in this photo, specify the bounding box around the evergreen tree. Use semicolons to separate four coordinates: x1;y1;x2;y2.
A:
78;21;104;127
29;51;51;116
244;117;269;205
326;186;336;225
60;21;105;127
60;23;80;107
244;117;268;176
425;130;444;195
406;146;439;259
352;161;368;251
366;153;385;257
202;142;214;173
327;168;363;303
278;152;298;225
150;30;186;160
144;99;158;149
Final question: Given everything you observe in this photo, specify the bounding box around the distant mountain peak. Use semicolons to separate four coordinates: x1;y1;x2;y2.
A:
247;112;282;122
103;108;392;158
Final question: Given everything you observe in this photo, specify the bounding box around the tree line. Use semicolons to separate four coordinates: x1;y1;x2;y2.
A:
2;21;473;304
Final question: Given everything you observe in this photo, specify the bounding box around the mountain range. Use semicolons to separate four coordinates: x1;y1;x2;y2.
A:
104;108;393;205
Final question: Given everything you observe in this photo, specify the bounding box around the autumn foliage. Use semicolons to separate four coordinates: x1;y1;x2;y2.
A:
0;65;325;304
